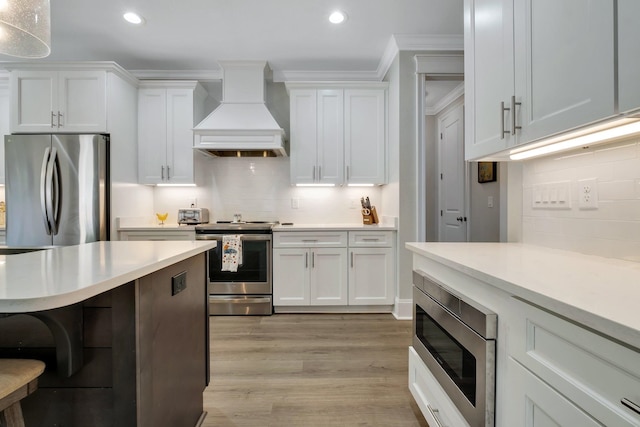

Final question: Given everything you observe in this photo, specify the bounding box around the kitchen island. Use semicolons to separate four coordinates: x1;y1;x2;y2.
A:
406;242;640;427
0;240;216;427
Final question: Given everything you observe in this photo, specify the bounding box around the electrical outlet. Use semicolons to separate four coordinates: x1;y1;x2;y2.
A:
291;198;299;209
578;178;598;210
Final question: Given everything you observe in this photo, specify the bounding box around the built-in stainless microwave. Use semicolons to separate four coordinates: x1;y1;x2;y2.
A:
412;270;497;427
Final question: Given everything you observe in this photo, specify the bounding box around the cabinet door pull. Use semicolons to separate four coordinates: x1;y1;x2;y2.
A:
311;252;315;268
305;252;308;268
500;101;510;139
161;165;165;180
51;111;56;128
511;95;522;135
622;398;640;415
350;251;354;268
57;111;63;127
167;165;170;180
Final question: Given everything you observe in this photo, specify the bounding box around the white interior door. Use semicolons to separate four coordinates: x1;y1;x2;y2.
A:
438;101;467;242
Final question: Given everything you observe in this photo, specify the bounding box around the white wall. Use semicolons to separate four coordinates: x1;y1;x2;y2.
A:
520;137;640;262
469;161;501;241
108;72;154;236
383;51;422;301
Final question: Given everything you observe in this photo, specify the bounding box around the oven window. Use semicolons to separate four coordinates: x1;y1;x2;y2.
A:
416;305;477;405
208;240;268;283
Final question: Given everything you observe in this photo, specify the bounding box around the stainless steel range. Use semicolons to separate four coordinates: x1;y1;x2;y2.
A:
195;220;277;315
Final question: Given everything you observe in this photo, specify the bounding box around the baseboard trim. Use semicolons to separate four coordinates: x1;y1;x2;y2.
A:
393;298;413;320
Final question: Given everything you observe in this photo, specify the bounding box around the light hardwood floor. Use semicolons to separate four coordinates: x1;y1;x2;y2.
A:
202;313;428;427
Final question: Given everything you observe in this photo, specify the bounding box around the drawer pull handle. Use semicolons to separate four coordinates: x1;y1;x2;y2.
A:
427;404;447;427
622;398;640;415
362;238;379;241
302;239;318;242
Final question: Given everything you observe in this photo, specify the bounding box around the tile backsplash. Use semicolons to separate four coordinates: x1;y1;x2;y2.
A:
153;155;383;225
522;137;640;262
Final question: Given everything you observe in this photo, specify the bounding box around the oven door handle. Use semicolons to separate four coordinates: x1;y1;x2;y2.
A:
196;234;272;241
209;297;272;304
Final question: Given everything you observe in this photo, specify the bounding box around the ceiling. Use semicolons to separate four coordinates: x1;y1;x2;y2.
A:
0;0;464;80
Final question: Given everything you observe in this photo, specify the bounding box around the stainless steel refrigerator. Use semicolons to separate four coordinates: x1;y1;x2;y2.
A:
5;134;109;247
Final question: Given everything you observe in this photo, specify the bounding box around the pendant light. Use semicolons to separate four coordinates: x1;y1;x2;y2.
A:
0;0;50;58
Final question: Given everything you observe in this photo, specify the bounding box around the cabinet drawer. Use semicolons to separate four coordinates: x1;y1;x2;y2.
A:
118;230;195;241
348;230;394;247
273;231;347;248
509;298;640;426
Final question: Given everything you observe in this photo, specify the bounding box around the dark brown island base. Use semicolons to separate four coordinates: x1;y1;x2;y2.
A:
0;241;215;427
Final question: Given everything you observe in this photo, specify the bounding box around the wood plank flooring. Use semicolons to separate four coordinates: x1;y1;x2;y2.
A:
202;313;428;427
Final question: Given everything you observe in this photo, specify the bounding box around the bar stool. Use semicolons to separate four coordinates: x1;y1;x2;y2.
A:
0;359;45;427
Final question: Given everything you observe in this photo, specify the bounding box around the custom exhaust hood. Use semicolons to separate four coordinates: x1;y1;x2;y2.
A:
193;61;288;157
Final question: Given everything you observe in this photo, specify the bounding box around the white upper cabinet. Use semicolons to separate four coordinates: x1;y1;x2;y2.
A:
289;89;317;184
464;0;515;160
513;0;615;144
287;82;387;185
10;69;107;133
465;0;616;160
289;88;344;185
618;0;640;114
138;81;207;185
344;89;386;185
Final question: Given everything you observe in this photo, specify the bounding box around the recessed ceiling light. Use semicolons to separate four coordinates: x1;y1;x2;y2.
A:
123;12;144;25
329;11;347;24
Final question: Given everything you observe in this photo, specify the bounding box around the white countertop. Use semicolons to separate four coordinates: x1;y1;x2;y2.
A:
117;224;196;231
273;223;397;231
406;242;640;348
0;240;216;313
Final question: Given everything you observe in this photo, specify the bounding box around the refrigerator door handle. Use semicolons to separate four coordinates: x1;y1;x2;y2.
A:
40;147;53;235
44;147;58;235
50;148;60;235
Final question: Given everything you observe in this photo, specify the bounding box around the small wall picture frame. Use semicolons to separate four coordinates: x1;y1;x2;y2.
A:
478;161;497;183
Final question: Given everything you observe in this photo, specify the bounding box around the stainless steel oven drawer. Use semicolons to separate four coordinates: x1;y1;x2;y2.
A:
209;295;272;315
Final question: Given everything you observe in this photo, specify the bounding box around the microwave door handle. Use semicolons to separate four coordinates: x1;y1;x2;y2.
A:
40;147;52;235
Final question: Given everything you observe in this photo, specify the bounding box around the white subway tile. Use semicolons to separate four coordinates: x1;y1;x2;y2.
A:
599;180;636;200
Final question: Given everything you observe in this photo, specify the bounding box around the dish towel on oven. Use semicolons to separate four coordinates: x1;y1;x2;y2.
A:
222;234;243;272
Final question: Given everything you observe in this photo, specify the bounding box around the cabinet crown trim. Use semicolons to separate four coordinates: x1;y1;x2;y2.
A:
2;61;138;86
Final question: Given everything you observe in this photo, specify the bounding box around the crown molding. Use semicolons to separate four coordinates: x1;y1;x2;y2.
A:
274;69;380;83
0;60;139;86
376;34;464;81
129;69;223;81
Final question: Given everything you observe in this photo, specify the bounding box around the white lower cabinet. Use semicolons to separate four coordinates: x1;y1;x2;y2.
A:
273;247;347;306
273;230;396;309
506;358;602;427
507;297;640;427
348;247;394;305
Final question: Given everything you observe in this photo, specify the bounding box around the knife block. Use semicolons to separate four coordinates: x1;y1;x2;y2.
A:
362;206;379;225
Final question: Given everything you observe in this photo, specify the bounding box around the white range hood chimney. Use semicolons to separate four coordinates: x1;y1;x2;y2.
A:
193;60;288;157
